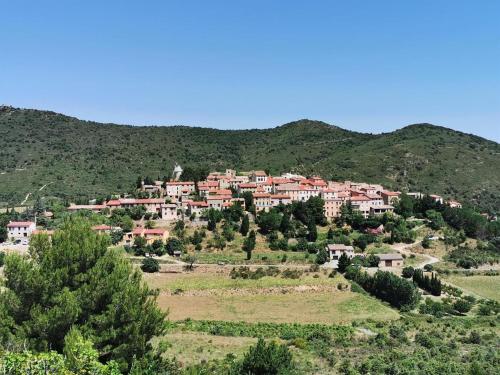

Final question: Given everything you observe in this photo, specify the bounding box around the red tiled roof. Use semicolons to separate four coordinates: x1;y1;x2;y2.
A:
350;195;370;201
7;221;35;228
253;193;271;198
144;229;166;235
166;181;195;185
252;170;267;176
68;204;106;210
239;183;257;188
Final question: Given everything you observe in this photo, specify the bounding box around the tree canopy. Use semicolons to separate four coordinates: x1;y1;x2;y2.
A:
0;218;166;371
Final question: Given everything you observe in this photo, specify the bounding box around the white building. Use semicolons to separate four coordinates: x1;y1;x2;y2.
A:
7;221;36;241
325;244;355;268
161;203;179;221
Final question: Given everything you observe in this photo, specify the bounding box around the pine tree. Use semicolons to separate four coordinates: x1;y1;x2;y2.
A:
337;252;351;273
243;230;256;260
240;214;250;236
0;218;166;371
306;219;318;242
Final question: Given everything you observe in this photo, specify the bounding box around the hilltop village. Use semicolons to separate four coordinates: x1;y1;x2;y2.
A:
5;165;466;264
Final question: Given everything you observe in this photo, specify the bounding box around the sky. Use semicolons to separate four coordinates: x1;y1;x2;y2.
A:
1;0;499;142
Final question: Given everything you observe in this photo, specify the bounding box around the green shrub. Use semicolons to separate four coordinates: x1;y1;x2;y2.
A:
141;257;160;273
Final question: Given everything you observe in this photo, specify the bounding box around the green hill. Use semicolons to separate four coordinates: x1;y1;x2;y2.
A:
1;106;499;212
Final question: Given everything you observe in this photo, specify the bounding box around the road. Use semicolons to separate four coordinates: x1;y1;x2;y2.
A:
391;241;440;269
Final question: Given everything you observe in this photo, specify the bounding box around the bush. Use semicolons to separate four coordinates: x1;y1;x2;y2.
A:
401;266;415;278
453;299;473;314
0;251;5;267
236;338;293;375
281;269;302;279
141;257;160;273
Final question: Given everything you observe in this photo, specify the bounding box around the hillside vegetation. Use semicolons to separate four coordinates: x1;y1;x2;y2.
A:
1;106;499;212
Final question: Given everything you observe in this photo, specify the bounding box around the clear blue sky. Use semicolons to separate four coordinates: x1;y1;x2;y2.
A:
1;0;499;141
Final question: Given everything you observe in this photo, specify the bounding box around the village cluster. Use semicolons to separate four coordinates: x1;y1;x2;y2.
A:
6;166;463;267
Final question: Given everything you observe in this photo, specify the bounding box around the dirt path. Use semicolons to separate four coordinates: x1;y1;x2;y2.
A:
391;241;440;269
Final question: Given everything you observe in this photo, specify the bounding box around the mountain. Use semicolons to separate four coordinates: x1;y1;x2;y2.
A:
1;106;499;212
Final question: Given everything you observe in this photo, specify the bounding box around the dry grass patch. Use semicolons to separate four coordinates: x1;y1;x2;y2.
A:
158;290;399;324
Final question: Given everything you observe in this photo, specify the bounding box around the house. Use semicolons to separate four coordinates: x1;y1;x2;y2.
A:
430;194;444;204
7;221;36;240
249;170;268;183
376;253;404;268
447;200;462;209
161;203;178;221
366;225;384;235
370;204;394;216
125;227;169;245
186;201;209;217
253;192;272;212
238;183;258;194
270;194;292;207
165;181;195;199
68;204;106;213
381;191;401;205
106;198;164;214
325;244;355;268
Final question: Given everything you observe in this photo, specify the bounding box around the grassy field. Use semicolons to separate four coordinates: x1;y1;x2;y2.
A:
145;271;339;292
158;290;399;324
443;274;500;301
162;332;257;365
190;250;313;265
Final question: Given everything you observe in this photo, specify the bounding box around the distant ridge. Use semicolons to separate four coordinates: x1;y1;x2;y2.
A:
0;106;499;212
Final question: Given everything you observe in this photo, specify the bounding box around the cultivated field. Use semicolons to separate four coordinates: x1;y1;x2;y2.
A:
443;274;500;301
148;269;400;324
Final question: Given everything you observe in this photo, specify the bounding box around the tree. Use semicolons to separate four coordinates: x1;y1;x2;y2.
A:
222;222;235;242
236;338;293;375
165;238;184;256
141;257;160;273
425;209;445;230
181;254;196;271
306;219;318;242
240;214;250;236
0;218;166;371
401;266;415;278
0;251;5;267
257;210;281;235
133;236;147;256
210;231;227;250
241;191;254;211
279;213;292;237
396;193;414;219
316;248;328;265
421;236;431;249
151;239;165;256
109;229;123;245
327;227;334;240
243;230;256;260
337;252;351;273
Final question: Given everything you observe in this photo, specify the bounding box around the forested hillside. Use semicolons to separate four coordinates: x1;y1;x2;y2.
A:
1;106;499;212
